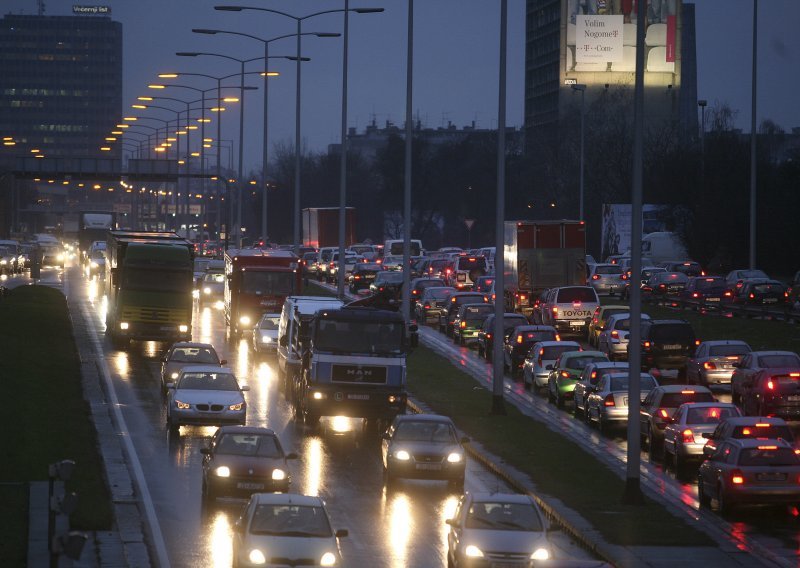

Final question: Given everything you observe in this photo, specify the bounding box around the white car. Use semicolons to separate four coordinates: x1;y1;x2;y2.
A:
597;313;651;361
233;493;347;568
199;272;225;306
166;365;248;434
522;340;581;390
252;313;280;356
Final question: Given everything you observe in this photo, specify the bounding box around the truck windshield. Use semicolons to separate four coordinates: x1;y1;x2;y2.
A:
389;242;421;256
240;271;295;295
122;268;191;292
315;319;404;354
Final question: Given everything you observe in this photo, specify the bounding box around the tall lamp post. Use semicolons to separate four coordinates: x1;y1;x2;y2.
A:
401;0;414;323
749;0;758;270
215;4;376;255
572;83;586;221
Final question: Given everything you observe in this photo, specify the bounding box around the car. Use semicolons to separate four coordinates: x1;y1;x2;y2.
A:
409;276;446;306
369;270;404;299
193;257;212;287
659;260;704;277
546;350;609;408
586;372;659;434
327;251;363;283
446;255;488;291
700;416;796;459
199;271;225;306
472;275;495;297
572;361;630;419
697;438;800;514
522;340;581;390
451;303;494;346
789;270;800;304
686;340;752;387
631;319;697;378
416;286;456;324
587;263;625;296
445;492;552;567
537;286;599;335
477;313;529;362
426;257;455;280
662;402;742;477
597;313;651;362
639;385;715;459
232;492;347;568
349;262;385;293
680;276;732;309
165;365;249;434
160;342;226;395
732;279;790;306
201;426;297;501
85;247;105;279
252;313;280;357
300;251;317;278
381;414;468;490
620;266;667;300
349;243;379;261
586;304;629;347
503;325;559;377
741;368;800;419
725;268;770;291
643;271;689;298
730;351;800;405
438;292;488;337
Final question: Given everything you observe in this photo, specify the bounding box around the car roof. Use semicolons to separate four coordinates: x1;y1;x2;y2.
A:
217;425;277;436
653;385;712;393
700;340;750;347
674;402;738;410
251;493;324;507
588;361;629;368
718;416;788;426
394;414;454;425
535;340;580;348
169;341;216;350
466;492;536;505
562;350;604;358
178;365;234;374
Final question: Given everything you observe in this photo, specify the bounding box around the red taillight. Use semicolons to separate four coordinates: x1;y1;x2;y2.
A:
749;293;755;299
658;408;670;419
561;371;570;379
659;284;666;289
592;317;598;324
460;321;466;328
695;339;701;346
537;349;544;366
412;289;418;294
555;334;561;341
592;274;600;280
682;429;694;443
757;445;778;450
621;274;629;280
704;362;717;370
486;333;492;339
692;292;700;298
424;304;431;309
604;394;615;407
552;306;558;314
516;335;522;344
742;428;752;435
643;341;651;350
610;330;619;339
731;470;745;485
354;275;361;280
591;370;597;379
767;379;775;390
724;290;732;297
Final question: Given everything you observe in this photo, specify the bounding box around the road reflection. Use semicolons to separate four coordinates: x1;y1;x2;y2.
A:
207;510;234;568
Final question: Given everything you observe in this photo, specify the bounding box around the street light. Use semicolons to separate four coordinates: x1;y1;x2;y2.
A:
401;0;414;324
749;0;758;270
214;4;374;254
193;28;326;247
572;83;586;221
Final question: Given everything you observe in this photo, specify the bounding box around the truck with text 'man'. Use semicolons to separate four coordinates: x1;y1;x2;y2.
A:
104;231;194;349
294;306;409;427
302;207;356;249
224;248;303;337
504;220;586;316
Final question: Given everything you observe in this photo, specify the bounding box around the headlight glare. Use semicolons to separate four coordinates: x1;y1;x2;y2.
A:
203;287;211;294
395;450;410;461
240;315;251;326
120;322;129;330
447;452;463;463
531;548;550;560
90;261;98;268
215;466;230;477
229;402;244;411
179;324;189;333
175;400;190;409
248;549;266;564
271;469;286;481
320;551;337;566
465;545;484;558
171;372;179;379
261;336;272;343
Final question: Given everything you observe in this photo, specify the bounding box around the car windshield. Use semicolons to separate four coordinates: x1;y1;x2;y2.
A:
203;273;225;283
522;330;557;342
695;278;724;290
556;287;596;303
315;319;403;355
425;287;454;300
758;354;800;367
169;347;219;364
733;425;795;442
661;392;714;406
612;318;634;331
452;294;485;307
250;505;332;537
708;344;750;357
752;283;784;294
416;279;445;291
738;270;768;279
596;265;623;275
258;316;280;330
602;308;628;320
215;433;282;457
240;271;295;295
565;355;608;369
376;272;404;284
393;420;456;443
653;273;689;284
456;257;486;270
610;375;657;391
465;502;544;531
737;447;799;467
648;324;694;342
685;406;739;425
540;345;577;360
177;372;238;391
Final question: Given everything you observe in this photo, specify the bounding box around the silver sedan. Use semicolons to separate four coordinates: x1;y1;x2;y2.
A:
663;402;741;477
586;372;659;434
686;340;751;386
165;365;249;434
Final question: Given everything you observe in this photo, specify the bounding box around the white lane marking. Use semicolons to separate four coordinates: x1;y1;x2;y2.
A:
79;300;172;568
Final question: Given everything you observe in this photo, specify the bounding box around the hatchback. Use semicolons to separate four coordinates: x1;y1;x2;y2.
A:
741;368;800;419
586;372;659;433
252;313;280;357
522;340;581;390
503;325;559;376
587;263;625;296
547;351;609;408
686;340;752;387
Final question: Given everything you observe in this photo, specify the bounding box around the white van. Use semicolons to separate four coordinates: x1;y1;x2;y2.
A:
277;296;344;388
477;247;496;272
384;239;423;258
641;232;687;265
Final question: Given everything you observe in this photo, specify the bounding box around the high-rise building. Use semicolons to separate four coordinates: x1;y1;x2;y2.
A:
0;13;122;159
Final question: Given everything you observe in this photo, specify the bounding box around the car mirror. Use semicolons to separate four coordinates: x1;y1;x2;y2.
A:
200;448;210;455
165;381;175;389
460;436;470;444
220;359;227;365
240;385;250;392
279;335;288;347
335;529;349;538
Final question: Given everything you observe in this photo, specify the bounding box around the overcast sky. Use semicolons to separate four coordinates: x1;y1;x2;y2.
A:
4;0;799;173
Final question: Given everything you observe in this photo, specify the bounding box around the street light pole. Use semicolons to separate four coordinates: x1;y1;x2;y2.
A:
749;0;758;270
572;83;586;221
401;0;414;324
337;1;351;298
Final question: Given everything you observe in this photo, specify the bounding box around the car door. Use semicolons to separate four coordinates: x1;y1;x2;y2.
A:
687;343;707;383
586;376;607;419
446;496;466;560
664;405;686;455
641;390;657;432
731;354;752;396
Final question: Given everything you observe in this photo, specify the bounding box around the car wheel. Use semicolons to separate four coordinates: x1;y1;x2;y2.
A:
717;484;734;515
555;391;565;409
647;427;659;461
598;413;608;435
697;476;711;507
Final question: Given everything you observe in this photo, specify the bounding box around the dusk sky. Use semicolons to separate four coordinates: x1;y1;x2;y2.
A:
4;0;800;174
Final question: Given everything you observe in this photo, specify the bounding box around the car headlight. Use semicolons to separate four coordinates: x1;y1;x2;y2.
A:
175;400;190;409
531;548;550;561
90;261;98;268
447;452;463;463
248;549;267;565
240;315;251;326
395;450;410;461
214;301;224;310
215;466;230;478
57;254;65;261
120;322;129;330
203;287;211;294
0;260;7;265
320;552;337;566
179;324;189;333
229;402;244;411
170;372;179;379
271;469;286;481
261;336;272;343
465;545;484;558
312;391;324;400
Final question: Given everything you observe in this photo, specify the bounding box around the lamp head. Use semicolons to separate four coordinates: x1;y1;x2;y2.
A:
214;5;243;11
354;8;384;13
176;52;200;57
192;29;218;35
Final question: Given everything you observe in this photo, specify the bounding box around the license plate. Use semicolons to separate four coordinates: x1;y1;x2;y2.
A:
347;394;370;400
237;482;265;490
662;344;683;350
764;298;778;304
365;274;375;279
415;463;442;471
706;297;720;302
490;563;526;568
623;397;628;405
757;472;786;481
570;321;584;327
788;396;800;402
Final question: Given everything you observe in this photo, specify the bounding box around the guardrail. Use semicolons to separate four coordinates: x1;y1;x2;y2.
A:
641;294;800;324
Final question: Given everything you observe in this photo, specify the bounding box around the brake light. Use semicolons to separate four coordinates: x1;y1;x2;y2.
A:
537;349;544;365
592;274;600;280
767;379;775;390
659;284;666;289
610;330;619;339
682;429;694;443
424;304;431;309
692;292;700;298
486;333;492;339
755;423;770;427
460;321;466;328
791;373;800;377
643;341;651;349
695;339;701;346
604;394;615;407
516;335;523;344
555;334;561;341
758;445;778;450
749;293;755;299
552;307;558;314
591;370;597;379
731;470;745;485
704;362;717;370
354;275;361;280
724;290;732;297
561;371;570;379
742;428;752;435
412;289;418;294
658;409;670;419
621;273;628;280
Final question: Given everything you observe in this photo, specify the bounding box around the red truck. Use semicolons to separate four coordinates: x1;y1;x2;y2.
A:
504;220;587;316
302;207;356;249
224;249;302;337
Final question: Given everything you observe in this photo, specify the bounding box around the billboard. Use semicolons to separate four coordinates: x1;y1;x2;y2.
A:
565;0;678;77
600;204;667;261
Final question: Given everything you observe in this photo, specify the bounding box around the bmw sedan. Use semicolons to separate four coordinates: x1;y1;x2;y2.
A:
160;342;226;395
166;365;249;434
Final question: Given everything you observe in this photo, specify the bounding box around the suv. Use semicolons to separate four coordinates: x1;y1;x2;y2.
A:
503;325;559;376
452;303;494;346
439;292;487;337
477;313;529;362
538;286;599;335
701;416;796;459
631;319;697;378
315;247;337;281
640;385;714;459
447;255;488;291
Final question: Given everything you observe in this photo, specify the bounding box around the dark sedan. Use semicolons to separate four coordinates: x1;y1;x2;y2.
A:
369;271;404;298
680;276;733;308
644;272;689;298
349;262;385;293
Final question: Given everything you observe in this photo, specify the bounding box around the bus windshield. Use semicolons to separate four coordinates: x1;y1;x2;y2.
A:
240;271;296;296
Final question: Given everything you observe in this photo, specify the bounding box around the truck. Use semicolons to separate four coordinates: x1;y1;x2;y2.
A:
224;248;303;337
79;211;116;260
293;306;410;427
302;207;356;249
504;220;586;316
104;230;194;349
641;231;688;265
